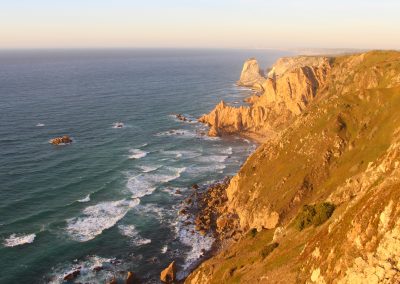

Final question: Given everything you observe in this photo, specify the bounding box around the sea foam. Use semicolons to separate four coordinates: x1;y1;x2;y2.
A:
127;167;186;199
129;148;148;159
66;199;140;242
3;233;36;247
77;194;91;203
118;224;151;246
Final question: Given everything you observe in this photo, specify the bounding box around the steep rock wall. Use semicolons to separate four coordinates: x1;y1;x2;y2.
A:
199;56;332;138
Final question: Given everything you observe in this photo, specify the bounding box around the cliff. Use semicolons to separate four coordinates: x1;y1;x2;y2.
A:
187;51;400;283
199;56;332;139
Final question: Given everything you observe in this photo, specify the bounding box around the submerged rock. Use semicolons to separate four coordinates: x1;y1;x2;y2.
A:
160;261;176;283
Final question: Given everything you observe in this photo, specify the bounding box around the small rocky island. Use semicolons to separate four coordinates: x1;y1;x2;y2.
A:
50;135;73;145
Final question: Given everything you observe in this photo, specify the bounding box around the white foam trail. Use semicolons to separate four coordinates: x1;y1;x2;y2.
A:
3;233;36;247
118;225;151;246
221;147;233;155
161;245;168;254
77;194;91;203
127;167;186;199
138;165;160;173
161;150;201;159
196;155;228;163
66;199;140;242
129;148;148;159
185;164;226;176
47;256;115;284
36;123;45;127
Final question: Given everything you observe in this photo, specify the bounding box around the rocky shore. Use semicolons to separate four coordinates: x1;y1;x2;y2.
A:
185;51;400;283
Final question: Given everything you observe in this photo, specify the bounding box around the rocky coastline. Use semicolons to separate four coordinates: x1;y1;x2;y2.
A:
185;50;400;283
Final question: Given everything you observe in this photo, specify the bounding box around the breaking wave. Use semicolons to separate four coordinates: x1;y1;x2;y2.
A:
129;148;148;159
77;194;91;203
66;199;140;242
118;225;151;246
126;167;186;199
3;233;36;247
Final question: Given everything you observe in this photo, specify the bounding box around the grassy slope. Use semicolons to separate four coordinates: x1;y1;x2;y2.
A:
186;51;400;283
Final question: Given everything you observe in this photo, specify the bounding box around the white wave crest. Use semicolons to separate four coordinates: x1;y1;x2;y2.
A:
221;147;233;155
196;155;228;163
161;150;201;159
66;199;140;242
36;123;45;127
155;129;220;141
129;148;148;159
47;255;115;284
3;233;36;247
118;225;151;246
185;164;226;176
138;165;160;173
77;194;91;203
127;167;186;199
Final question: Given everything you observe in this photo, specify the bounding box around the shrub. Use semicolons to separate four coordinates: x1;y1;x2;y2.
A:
295;202;335;231
248;228;258;238
260;242;279;259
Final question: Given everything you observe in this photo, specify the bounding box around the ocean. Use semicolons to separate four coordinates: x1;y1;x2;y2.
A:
0;48;291;283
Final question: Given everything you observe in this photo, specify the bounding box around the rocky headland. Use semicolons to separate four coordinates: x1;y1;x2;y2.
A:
186;50;400;283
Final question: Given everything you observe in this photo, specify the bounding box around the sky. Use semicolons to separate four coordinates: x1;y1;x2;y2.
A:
0;0;399;49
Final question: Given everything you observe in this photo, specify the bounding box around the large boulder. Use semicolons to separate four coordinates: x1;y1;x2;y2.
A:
160;261;176;283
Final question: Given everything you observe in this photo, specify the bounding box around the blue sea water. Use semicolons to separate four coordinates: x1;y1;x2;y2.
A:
0;49;291;283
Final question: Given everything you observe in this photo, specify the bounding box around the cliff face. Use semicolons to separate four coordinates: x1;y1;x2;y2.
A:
187;51;400;283
199;56;332;138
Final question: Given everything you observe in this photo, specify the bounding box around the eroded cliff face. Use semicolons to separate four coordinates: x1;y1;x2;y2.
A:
199;56;332;138
187;51;400;283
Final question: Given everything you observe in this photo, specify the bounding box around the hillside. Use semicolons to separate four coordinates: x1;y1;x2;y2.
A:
186;51;400;283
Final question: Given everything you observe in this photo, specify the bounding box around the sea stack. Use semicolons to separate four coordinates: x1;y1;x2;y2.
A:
237;58;266;90
160;261;176;283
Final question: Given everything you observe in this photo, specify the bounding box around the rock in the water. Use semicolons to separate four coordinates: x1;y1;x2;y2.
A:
125;271;138;284
92;266;103;272
160;261;176;283
237;58;266;89
50;135;73;145
63;269;80;281
175;113;189;122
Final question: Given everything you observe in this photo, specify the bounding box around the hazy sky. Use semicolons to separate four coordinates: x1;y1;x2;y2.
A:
1;0;399;49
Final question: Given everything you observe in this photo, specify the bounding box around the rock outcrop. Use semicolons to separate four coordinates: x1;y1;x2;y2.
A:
160;261;176;283
50;135;72;145
186;51;400;283
199;56;332;138
237;58;266;89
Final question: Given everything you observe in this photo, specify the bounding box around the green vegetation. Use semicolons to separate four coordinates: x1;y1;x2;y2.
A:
248;228;258;238
260;242;279;259
294;202;335;231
